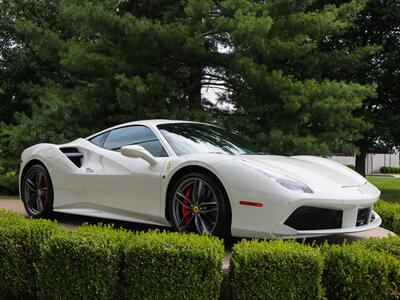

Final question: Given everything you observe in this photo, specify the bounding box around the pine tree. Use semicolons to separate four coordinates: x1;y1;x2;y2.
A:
316;0;400;175
0;0;378;177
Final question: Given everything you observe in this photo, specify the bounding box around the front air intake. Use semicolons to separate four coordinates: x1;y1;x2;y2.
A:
356;207;371;226
60;147;83;168
284;206;343;230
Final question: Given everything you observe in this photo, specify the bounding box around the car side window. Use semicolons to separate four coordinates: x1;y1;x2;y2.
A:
103;126;168;157
89;132;109;147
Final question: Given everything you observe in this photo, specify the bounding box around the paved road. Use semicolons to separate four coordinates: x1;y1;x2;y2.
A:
0;198;394;269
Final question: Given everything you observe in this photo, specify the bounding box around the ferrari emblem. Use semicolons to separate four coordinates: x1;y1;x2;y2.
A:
193;206;200;214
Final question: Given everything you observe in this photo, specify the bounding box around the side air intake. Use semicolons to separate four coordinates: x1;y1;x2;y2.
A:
60;147;83;168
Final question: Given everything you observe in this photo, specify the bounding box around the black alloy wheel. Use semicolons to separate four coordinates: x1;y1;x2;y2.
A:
22;164;54;217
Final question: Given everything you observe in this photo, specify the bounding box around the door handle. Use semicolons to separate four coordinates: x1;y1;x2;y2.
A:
86;167;94;173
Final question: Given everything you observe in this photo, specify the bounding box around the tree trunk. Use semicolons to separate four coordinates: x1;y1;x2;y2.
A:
355;151;367;177
188;66;202;110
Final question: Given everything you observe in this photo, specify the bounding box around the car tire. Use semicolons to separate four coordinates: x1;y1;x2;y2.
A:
169;172;230;238
21;164;54;218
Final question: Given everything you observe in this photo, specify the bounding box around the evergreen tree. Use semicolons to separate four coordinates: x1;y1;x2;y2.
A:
0;0;378;179
220;0;375;156
316;0;400;175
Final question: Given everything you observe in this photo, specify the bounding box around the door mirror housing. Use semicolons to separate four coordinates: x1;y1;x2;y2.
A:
120;145;157;166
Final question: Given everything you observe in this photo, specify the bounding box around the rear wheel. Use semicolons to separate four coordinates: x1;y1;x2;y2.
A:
169;172;230;237
21;164;54;218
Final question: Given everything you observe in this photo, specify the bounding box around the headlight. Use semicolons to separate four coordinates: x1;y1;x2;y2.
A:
240;160;313;194
274;177;313;193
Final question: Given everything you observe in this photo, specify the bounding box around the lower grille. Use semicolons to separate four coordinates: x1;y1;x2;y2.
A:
284;206;343;230
356;207;371;226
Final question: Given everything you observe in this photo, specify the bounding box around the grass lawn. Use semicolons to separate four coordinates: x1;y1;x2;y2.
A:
367;176;400;202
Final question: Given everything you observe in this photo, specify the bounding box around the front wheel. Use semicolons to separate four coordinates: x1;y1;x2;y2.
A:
21;164;54;218
169;172;230;237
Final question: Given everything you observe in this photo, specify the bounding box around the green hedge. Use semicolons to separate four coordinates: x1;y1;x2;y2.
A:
230;240;324;300
322;243;400;299
36;226;126;300
381;166;400;174
0;209;59;299
4;206;400;300
346;164;355;170
357;236;400;257
374;200;400;233
0;210;224;300
124;231;224;300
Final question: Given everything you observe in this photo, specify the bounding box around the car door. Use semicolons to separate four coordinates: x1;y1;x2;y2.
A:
82;125;168;220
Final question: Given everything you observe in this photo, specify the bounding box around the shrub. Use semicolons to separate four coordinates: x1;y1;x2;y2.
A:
357;236;400;257
230;240;325;300
37;226;224;300
123;231;224;300
0;170;18;195
321;243;400;299
355;237;400;298
36;226;125;300
346;164;355;170
0;208;23;221
381;166;400;174
0;212;225;300
0;209;59;299
374;200;400;232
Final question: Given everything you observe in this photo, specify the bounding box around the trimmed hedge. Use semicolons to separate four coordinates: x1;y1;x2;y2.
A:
230;240;324;300
322;243;400;299
0;209;59;299
381;166;400;174
357;236;400;257
124;231;224;300
36;226;126;300
374;200;400;233
4;207;400;300
0;211;224;300
37;227;224;300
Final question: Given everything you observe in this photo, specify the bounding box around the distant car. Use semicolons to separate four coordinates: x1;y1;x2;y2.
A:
19;119;381;238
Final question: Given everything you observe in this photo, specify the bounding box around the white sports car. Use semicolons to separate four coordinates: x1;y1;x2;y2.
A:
19;119;381;238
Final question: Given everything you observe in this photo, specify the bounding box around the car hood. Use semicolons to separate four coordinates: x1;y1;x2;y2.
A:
235;155;367;193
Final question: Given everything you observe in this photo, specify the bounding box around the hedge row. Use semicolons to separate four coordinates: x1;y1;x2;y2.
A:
0;209;60;299
3;206;400;300
230;240;324;300
322;243;400;299
0;210;224;300
230;238;400;300
381;166;400;174
374;200;400;233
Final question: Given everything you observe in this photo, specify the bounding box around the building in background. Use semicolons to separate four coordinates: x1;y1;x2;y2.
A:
331;152;399;175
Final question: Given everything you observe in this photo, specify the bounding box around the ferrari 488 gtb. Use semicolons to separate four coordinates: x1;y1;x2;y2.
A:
19;120;381;238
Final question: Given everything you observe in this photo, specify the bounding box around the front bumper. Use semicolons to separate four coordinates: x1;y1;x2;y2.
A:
229;181;381;239
272;210;381;238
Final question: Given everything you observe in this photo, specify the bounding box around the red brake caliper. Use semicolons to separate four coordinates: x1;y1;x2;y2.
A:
181;186;193;226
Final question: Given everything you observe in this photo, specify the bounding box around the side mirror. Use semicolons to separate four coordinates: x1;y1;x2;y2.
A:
120;145;157;166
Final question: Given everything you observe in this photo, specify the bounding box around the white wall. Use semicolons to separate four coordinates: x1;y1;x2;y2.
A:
330;153;400;175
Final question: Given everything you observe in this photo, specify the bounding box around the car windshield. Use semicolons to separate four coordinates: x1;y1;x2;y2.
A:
157;123;260;156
